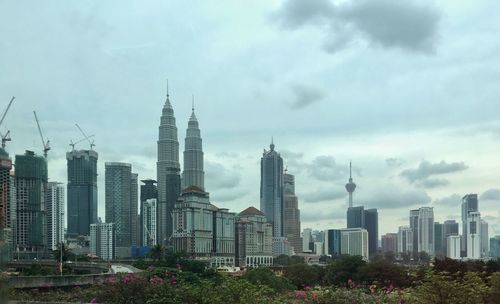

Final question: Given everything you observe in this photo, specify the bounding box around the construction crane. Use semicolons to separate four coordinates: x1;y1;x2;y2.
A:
33;111;50;157
0;96;15;149
75;123;95;150
69;134;95;150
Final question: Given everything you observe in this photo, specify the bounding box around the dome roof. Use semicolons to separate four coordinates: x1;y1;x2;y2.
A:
239;206;264;216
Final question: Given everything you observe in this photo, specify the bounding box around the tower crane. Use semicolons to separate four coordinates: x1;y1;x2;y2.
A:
69;134;95;150
0;96;16;148
33;111;50;157
75;123;95;150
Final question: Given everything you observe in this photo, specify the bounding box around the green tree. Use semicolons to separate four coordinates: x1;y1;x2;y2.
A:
488;272;500;303
149;245;165;262
242;267;292;292
284;263;323;289
323;255;366;286
358;259;410;287
53;243;73;262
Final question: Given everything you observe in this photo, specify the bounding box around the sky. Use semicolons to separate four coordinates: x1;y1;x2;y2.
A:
1;0;500;237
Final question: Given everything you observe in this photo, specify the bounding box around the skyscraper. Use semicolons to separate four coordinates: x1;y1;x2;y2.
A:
90;222;115;261
66;149;98;237
490;235;500;258
340;228;369;261
283;172;302;253
480;219;489;257
142;199;157;247
345;162;356;208
409;209;419;257
324;229;342;256
260;140;284;239
302;228;312;252
46;182;64;251
364;208;378;258
15;151;48;256
417;207;434;255
105;162;132;252
466;211;481;259
397;226;413;255
443;220;459;256
434;222;444;257
447;235;461;259
140;179;157;245
182;105;204;190
347;206;365;229
461;194;478;256
157;89;181;245
0;147;12;231
381;233;398;254
130;173;139;246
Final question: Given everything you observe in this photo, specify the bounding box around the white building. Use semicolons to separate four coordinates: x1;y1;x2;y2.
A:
272;237;290;257
313;242;324;256
467;212;481;259
90;222;115;261
141;199;157;246
46;182;65;251
417;207;434;256
447;235;461;259
340;228;369;261
302;228;312;253
397;226;413;255
480;219;489;257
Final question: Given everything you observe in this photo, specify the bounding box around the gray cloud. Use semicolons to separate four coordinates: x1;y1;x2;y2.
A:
359;186;431;209
211;190;248;203
275;0;441;54
306;155;351;182
301;209;345;222
301;187;346;203
400;160;468;188
434;193;462;207
215;152;239;159
386;157;405;167
480;188;500;201
289;84;326;110
205;161;241;190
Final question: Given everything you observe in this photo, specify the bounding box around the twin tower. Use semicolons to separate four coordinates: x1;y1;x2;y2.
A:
156;89;204;244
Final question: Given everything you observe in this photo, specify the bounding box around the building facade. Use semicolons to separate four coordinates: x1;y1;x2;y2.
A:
130;173;139;246
347;206;365;229
490;235;500;258
434;222;444;257
381;233;398;254
182;107;204;191
480;219;489;257
340;228;369;261
443;220;459;255
409;209;419;257
0;148;12;231
90;222;115;261
142;199;157;247
46;182;64;251
461;194;478;256
364;208;378;258
417;207;434;256
283;172;302;253
140;179;157;245
157;91;181;245
397;226;413;255
447;235;461;260
466;211;481;259
324;229;342;257
66;149;98;237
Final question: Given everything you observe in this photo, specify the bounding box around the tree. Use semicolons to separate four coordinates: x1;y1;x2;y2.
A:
242;267;292;292
149;245;165;262
53;243;73;262
418;251;431;264
358;259;410;287
284;264;323;289
323;255;366;286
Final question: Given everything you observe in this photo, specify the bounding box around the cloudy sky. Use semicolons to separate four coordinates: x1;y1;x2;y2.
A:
1;0;500;237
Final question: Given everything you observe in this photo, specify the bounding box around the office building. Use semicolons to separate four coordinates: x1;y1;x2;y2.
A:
397;226;413;255
130;173;139;246
235;207;273;268
283;172;302;253
182;106;204;190
90;222;115;261
15;151;48;256
141;199;157;247
434;222;444;257
409;209;419;257
324;229;342;257
46;182;64;251
364;208;378;258
347;206;365;229
66;149;98;237
157;88;181;245
447;235;461;260
381;233;398;254
211;206;236;267
443;220;459;254
0;147;12;231
461;194;478;255
490;235;500;258
302;228;312;252
466;211;481;259
340;228;369;261
140;179;157;245
480;219;488;257
417;207;434;255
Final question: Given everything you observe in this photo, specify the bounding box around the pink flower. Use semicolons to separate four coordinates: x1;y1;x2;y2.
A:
295;290;307;298
147;265;154;272
90;298;97;303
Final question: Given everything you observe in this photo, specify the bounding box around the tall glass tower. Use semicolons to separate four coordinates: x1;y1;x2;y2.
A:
156;88;181;244
182;105;204;190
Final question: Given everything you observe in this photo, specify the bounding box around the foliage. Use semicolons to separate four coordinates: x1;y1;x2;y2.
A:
273;254;305;266
53;243;73;262
284;263;323;289
242;267;293;292
357;258;411;287
323;255;366;286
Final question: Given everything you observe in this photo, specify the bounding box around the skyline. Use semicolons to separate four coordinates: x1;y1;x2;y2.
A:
1;0;500;236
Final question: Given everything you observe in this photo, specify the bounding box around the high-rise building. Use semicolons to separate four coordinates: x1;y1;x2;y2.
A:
443;220;459;254
157;88;181;245
397;226;413;255
0;147;12;231
409;209;419;257
345;162;356;208
283;172;302;253
235;207;273;268
417;207;434;255
66;149;98;238
141;199;157;247
302;228;312;252
140;179;157;246
15;151;48;256
347;206;365;229
364;208;378;258
130;173;139;246
260;140;285;255
434;222;444;257
381;233;398;254
105;162;132;252
212;206;236;267
466;211;481;259
324;229;342;257
340;228;369;261
46;182;64;251
490;235;500;258
461;194;478;256
182;106;204;191
447;235;461;260
480;219;489;257
90;222;115;261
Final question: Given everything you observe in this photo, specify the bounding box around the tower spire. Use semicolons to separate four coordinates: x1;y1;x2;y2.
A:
270;136;275;151
192;94;194;112
167;79;169;98
345;161;356;208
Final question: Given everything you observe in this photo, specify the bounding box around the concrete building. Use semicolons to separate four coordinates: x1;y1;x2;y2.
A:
157;89;181;245
462;194;478;256
211;206;236;267
490;235;500;258
182;106;204;191
434;222;444;257
302;228;312;252
235;207;273;268
466;211;481;259
397;226;413;255
105;162;133;255
130;173;139;247
140;179;157;245
364;208;378;258
0;147;12;231
260;140;285;255
324;229;342;257
90;222;115;261
283;172;302;253
409;209;419;257
347;206;365;229
480;219;489;257
46;182;65;251
381;233;398;254
341;228;369;261
447;235;461;260
141;199;157;247
417;207;434;256
66;149;98;238
15;151;48;257
443;220;459;254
